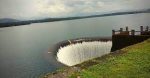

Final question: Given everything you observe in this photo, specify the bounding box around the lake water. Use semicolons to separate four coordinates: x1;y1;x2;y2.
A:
0;13;149;78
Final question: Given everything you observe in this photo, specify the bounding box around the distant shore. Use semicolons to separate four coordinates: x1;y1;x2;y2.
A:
1;8;150;28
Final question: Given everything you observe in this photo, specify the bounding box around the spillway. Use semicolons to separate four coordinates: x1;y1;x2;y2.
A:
57;41;112;66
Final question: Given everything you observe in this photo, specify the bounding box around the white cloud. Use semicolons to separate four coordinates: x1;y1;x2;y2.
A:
0;0;150;19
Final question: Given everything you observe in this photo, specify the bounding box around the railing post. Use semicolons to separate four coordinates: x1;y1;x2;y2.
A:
140;26;143;31
120;28;123;33
112;30;115;35
131;30;135;35
126;26;128;31
146;26;149;31
140;26;143;35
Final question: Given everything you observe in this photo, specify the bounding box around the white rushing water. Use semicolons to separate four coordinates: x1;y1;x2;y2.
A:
57;41;112;66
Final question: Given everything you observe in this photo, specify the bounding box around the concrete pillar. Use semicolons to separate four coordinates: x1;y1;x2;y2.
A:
120;28;123;33
140;26;143;35
126;26;128;31
112;30;115;35
131;30;135;35
146;26;149;31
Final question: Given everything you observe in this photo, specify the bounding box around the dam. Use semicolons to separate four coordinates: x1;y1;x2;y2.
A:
56;26;150;66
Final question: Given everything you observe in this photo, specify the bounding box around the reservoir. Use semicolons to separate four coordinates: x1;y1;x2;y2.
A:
0;13;149;78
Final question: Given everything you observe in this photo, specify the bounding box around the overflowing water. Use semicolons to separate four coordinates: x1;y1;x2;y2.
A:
57;41;112;66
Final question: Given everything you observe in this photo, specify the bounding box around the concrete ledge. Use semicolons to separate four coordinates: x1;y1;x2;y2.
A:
111;35;150;52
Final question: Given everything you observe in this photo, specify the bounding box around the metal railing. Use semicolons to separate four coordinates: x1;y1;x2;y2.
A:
112;26;150;35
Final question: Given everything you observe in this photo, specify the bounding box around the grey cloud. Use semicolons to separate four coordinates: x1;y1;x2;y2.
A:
0;0;149;20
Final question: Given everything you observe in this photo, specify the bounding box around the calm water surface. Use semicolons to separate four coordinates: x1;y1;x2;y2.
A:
0;13;149;78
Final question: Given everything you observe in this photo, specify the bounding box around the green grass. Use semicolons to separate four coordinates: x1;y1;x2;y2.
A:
69;39;150;78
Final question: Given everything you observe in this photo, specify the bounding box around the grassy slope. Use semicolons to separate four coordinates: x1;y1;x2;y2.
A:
70;39;150;78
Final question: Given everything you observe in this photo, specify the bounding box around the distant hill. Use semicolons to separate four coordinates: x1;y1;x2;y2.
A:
0;18;19;23
0;8;150;28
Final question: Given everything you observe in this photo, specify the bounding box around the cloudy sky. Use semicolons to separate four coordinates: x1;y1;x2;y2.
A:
0;0;150;20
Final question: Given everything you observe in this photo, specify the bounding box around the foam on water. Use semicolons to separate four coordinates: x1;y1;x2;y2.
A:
57;41;112;66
